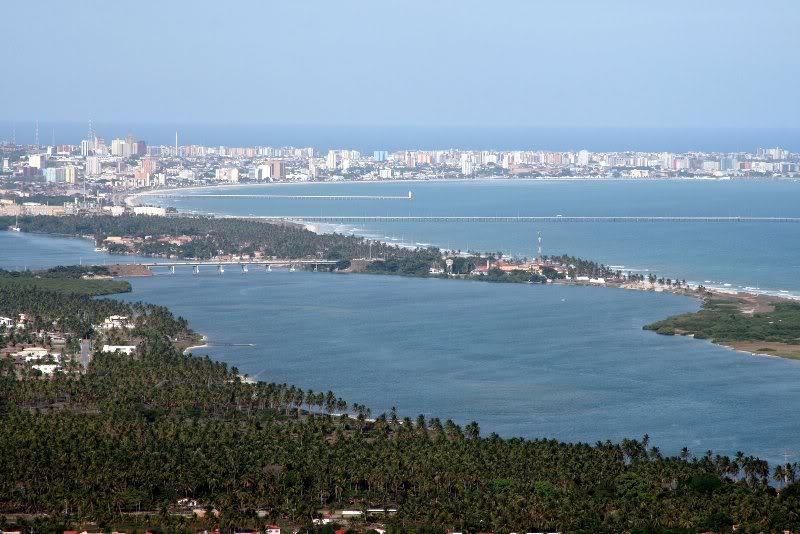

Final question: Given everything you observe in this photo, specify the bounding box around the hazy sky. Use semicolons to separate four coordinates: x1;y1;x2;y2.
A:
2;0;798;128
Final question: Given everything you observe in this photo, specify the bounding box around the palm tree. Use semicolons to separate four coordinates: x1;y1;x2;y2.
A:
465;421;480;440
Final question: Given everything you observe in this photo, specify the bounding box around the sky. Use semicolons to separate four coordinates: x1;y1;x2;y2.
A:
2;0;799;129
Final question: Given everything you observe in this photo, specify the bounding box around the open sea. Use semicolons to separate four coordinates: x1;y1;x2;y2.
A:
3;178;800;463
4;122;800;152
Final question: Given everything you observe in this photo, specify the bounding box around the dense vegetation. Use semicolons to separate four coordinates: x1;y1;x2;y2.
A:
1;215;431;263
2;278;800;533
0;266;131;296
644;297;800;345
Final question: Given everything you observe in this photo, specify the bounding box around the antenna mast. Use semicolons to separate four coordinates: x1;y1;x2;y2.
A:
536;230;542;263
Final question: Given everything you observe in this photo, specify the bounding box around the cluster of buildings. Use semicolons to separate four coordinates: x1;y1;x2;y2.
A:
0;312;140;378
1;129;798;200
0;194;167;217
1;313;81;375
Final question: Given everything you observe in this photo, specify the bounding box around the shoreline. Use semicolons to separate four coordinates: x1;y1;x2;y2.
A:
183;341;208;355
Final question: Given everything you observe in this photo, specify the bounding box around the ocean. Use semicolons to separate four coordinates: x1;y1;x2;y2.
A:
3;122;800;152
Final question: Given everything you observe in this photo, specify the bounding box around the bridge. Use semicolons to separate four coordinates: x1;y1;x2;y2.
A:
114;259;340;275
233;215;800;223
140;192;414;201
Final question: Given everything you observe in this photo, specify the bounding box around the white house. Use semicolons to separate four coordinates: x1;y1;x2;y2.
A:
102;345;137;355
98;315;135;330
132;206;167;216
31;364;59;375
0;316;13;328
14;347;50;360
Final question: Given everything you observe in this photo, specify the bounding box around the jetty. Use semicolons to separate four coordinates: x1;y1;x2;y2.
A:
229;215;800;223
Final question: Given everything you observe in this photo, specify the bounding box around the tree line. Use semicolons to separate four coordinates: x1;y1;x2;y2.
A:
1;275;800;533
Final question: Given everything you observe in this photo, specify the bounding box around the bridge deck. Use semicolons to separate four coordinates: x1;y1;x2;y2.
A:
233;215;800;223
112;260;339;267
143;194;412;200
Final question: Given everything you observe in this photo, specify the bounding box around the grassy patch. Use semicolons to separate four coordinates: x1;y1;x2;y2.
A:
644;297;800;352
0;272;130;296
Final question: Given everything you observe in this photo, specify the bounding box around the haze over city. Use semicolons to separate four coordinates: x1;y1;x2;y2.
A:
2;0;799;129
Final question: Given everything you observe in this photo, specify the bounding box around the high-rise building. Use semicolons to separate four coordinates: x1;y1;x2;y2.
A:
111;139;125;157
269;160;284;179
64;165;76;184
85;156;101;177
253;164;272;181
28;154;45;169
215;167;239;182
373;150;388;162
140;157;158;175
111;137;139;157
326;150;339;170
43;166;76;183
720;156;738;172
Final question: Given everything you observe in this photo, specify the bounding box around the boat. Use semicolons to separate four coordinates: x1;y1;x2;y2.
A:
289;265;296;272
9;214;21;232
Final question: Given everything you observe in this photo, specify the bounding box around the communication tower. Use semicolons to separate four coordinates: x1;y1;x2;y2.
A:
536;230;542;263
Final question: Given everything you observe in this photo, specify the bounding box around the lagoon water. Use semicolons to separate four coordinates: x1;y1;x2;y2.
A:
2;230;800;463
151;179;800;297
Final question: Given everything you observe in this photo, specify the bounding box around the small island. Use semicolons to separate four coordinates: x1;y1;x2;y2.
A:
645;291;800;360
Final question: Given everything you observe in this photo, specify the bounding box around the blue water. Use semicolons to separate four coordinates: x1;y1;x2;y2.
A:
153;179;800;297
5;121;800;152
2;231;800;463
0;231;153;269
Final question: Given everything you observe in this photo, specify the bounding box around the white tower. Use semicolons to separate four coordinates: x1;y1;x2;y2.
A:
536;231;542;264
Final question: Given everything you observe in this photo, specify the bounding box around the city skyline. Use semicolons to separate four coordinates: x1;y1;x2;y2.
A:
2;0;799;129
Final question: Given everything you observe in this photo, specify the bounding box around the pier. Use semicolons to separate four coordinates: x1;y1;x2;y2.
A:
233;215;800;223
140;191;414;201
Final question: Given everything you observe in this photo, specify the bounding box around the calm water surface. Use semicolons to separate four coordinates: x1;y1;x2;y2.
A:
2;231;799;463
